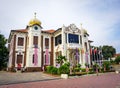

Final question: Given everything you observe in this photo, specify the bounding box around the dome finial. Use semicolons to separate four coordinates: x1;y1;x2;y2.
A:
34;12;36;18
80;23;83;29
28;13;42;26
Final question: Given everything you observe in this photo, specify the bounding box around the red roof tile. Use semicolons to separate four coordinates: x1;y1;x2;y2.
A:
114;53;120;57
12;29;28;33
16;29;28;33
43;29;55;33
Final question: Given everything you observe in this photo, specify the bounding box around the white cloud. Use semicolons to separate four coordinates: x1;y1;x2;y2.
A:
0;0;120;52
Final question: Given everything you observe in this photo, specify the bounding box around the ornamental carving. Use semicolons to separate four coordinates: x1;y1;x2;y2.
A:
65;24;81;34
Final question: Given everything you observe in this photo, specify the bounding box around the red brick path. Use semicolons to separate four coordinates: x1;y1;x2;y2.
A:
0;73;120;88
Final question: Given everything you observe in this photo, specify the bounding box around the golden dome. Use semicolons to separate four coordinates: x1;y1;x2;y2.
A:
28;13;41;26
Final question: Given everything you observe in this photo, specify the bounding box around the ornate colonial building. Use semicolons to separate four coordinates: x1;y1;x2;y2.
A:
8;15;92;71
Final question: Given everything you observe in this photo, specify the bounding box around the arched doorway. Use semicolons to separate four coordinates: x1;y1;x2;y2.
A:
69;49;80;74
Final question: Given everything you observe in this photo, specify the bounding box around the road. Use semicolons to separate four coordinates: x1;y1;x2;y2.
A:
0;72;120;88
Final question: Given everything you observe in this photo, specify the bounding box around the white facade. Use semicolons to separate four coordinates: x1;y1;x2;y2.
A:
8;16;92;71
53;24;91;68
26;25;42;67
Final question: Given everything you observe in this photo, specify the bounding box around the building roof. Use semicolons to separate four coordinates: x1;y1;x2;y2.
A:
28;13;41;26
11;29;28;33
114;53;120;57
11;29;56;34
29;18;41;26
42;29;55;33
8;29;28;43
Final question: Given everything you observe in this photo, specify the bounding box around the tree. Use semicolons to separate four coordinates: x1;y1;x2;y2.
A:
115;56;120;64
102;45;116;60
56;55;67;66
0;34;8;70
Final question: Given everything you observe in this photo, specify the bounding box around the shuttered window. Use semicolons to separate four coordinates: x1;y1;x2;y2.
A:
45;38;49;49
18;37;24;46
33;36;38;45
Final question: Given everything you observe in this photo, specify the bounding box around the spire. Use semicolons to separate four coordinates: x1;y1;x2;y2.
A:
34;12;36;18
62;24;65;27
80;23;83;29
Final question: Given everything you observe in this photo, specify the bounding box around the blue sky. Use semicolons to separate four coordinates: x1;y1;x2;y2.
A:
0;0;120;53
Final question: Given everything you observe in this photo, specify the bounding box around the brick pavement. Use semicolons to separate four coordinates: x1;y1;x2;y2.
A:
0;72;120;88
0;71;60;85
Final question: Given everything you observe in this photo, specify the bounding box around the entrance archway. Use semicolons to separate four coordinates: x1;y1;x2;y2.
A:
69;49;80;74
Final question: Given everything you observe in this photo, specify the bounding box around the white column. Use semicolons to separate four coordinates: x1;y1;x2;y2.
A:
79;51;82;65
61;25;66;56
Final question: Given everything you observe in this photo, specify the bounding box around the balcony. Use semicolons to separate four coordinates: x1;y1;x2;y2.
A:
67;43;82;49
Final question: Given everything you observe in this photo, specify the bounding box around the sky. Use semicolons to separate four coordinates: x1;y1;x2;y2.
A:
0;0;120;53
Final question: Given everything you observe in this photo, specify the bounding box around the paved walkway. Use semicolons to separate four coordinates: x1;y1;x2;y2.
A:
0;71;60;85
0;72;120;88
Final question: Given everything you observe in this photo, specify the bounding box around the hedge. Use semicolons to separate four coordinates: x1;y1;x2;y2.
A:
58;64;69;74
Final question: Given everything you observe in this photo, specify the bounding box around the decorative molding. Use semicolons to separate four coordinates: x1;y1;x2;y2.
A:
65;24;81;34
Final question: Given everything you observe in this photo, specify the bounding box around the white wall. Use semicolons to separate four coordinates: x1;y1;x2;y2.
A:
26;25;42;67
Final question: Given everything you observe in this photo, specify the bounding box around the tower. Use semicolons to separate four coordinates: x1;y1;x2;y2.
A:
26;13;42;71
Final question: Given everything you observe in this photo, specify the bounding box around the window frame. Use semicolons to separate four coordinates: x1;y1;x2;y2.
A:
17;37;24;46
33;36;38;46
68;34;79;43
44;53;50;65
45;38;49;49
17;55;23;64
55;34;62;46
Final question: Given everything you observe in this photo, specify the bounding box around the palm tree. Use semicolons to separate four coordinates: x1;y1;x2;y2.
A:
56;55;67;66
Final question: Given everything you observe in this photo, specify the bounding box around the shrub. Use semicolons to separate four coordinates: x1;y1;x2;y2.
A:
88;71;94;74
102;61;111;71
89;68;93;72
46;66;54;73
64;62;70;67
101;67;104;72
81;68;86;72
58;64;69;74
46;66;59;75
80;72;87;75
76;64;81;68
115;56;120;64
110;60;115;65
51;67;58;74
93;63;99;72
74;67;80;72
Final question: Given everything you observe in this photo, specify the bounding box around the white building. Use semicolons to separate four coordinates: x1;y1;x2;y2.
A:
8;15;92;71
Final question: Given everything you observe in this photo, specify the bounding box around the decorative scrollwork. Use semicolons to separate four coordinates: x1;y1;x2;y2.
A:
65;24;81;34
